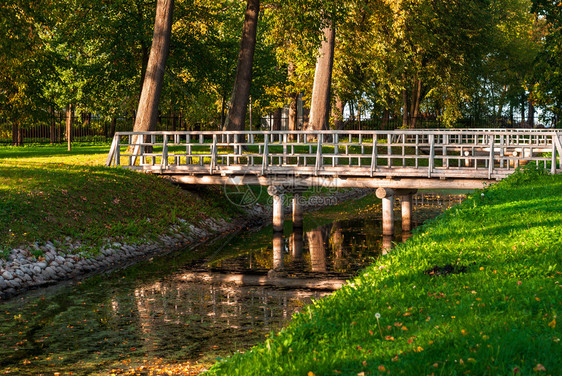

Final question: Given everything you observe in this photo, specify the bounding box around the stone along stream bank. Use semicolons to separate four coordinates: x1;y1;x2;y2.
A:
0;189;368;299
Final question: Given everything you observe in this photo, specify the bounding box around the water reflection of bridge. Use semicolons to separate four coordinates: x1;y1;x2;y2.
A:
122;193;461;359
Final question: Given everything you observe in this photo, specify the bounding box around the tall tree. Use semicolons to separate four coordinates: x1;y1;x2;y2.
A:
224;0;260;131
133;0;174;132
308;23;336;130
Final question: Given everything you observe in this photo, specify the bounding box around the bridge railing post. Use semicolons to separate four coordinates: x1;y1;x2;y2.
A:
488;135;494;179
262;133;269;175
315;137;322;176
370;133;378;176
428;134;435;178
552;133;562;174
211;134;218;172
105;134;119;167
161;134;169;168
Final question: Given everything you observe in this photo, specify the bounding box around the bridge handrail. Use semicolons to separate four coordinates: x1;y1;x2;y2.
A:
109;129;558;136
105;129;562;179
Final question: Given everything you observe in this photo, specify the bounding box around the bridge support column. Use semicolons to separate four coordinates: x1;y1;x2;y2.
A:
376;187;395;237
292;192;304;229
268;186;284;232
397;189;417;233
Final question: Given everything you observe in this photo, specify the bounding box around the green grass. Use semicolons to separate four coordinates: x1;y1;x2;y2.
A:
0;144;241;257
206;165;562;375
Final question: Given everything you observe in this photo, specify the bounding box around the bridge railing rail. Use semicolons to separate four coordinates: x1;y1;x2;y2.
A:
106;129;562;180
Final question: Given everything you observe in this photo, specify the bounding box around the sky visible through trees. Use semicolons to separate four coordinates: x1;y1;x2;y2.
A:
0;0;560;137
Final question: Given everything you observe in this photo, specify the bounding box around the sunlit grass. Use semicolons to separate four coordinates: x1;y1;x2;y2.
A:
206;166;562;375
0;144;241;256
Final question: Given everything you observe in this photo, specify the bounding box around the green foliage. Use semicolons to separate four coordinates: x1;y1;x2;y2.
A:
0;0;553;131
531;0;562;117
207;170;562;375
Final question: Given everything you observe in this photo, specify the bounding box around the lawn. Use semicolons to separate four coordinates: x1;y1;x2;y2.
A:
0;144;241;257
206;165;562;375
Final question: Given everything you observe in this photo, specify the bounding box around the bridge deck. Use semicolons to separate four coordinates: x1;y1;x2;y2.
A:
106;129;562;190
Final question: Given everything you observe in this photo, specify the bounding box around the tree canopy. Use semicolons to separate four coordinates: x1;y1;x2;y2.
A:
0;0;557;136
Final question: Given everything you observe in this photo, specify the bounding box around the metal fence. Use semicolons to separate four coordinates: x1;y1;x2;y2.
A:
1;112;558;145
0;114;199;145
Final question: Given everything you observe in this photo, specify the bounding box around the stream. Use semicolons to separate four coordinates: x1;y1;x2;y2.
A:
0;192;464;375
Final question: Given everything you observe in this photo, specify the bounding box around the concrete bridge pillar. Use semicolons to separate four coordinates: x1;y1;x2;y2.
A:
268;186;285;232
376;187;395;236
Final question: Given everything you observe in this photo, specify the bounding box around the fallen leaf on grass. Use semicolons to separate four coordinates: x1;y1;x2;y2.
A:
533;364;546;372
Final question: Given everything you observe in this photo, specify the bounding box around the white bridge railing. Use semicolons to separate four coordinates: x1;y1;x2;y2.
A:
106;129;562;180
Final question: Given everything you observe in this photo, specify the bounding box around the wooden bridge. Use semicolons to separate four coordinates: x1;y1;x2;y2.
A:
106;129;562;244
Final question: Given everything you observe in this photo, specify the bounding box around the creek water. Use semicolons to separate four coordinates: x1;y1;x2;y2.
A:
0;192;464;375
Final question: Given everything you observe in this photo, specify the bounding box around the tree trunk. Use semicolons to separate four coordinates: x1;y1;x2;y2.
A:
12;122;18;146
109;117;117;138
224;0;260;131
66;104;73;151
171;111;177;131
287;62;298;140
411;78;422;128
528;101;535;127
333;96;345;130
308;23;336;131
272;107;282;141
272;108;282;131
17;124;23;146
402;74;408;128
382;109;390;129
520;95;526;126
49;107;56;144
288;93;298;130
220;90;227;128
357;103;361;130
302;107;310;129
133;0;174;133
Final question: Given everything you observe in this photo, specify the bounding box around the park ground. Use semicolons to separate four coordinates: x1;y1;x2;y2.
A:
0;144;244;261
1;145;561;375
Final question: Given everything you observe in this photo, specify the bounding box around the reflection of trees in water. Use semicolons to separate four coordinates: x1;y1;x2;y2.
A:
129;281;326;350
413;193;465;209
308;227;328;272
330;222;345;271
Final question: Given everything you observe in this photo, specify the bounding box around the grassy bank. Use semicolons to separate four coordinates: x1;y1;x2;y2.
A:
207;166;562;375
0;144;241;257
